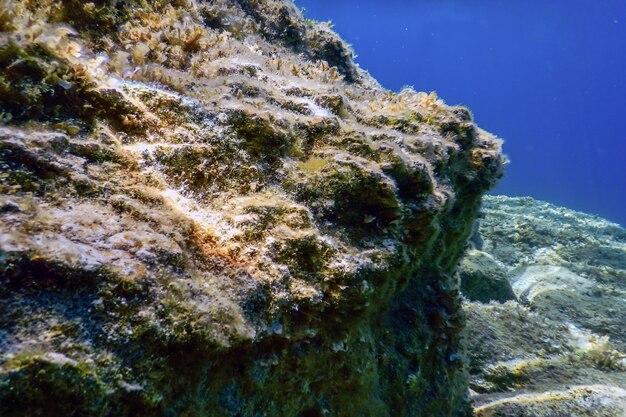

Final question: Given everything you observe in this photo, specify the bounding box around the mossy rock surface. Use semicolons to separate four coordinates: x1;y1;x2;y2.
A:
0;1;504;416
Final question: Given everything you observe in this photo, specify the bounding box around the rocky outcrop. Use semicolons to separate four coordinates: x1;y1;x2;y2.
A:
0;1;504;416
462;196;626;416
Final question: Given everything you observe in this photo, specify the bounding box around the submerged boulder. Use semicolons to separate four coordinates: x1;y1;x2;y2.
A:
0;1;504;416
458;249;515;303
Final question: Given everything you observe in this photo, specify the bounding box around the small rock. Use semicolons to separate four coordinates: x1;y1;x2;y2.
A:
0;200;20;214
459;249;516;303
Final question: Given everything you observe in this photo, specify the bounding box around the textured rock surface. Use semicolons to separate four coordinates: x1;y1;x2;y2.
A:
458;250;515;304
475;385;626;417
0;1;504;416
463;196;626;416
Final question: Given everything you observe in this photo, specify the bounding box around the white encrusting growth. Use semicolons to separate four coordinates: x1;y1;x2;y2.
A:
161;187;223;231
566;323;598;350
301;97;332;118
122;143;186;154
124;138;230;235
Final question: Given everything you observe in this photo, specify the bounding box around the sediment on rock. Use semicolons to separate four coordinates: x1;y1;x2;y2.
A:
0;1;504;416
461;196;626;417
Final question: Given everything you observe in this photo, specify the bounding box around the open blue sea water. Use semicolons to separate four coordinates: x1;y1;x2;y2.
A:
297;0;626;226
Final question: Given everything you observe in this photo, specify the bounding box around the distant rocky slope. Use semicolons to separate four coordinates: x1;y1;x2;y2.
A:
0;1;503;416
462;196;626;417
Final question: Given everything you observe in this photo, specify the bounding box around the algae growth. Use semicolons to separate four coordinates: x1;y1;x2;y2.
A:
0;1;504;416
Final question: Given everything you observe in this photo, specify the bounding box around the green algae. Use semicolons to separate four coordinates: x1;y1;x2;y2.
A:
0;355;109;417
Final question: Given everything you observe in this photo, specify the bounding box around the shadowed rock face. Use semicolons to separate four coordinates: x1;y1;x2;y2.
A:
458;250;515;304
0;1;504;416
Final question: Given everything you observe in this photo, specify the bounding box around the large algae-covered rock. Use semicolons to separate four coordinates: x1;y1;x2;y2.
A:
0;2;504;416
462;196;626;416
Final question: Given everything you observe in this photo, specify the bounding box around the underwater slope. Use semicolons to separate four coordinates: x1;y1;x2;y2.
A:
462;196;626;417
0;1;503;416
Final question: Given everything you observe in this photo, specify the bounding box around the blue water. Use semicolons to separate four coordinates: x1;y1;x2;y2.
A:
297;0;626;226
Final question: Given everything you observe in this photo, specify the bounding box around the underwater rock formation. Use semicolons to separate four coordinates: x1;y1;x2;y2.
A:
0;1;504;416
458;249;515;304
462;196;626;417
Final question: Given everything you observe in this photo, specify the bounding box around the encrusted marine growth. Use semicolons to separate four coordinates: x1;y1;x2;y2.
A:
0;1;504;416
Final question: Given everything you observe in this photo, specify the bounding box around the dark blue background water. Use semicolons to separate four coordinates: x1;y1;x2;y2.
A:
297;0;626;226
